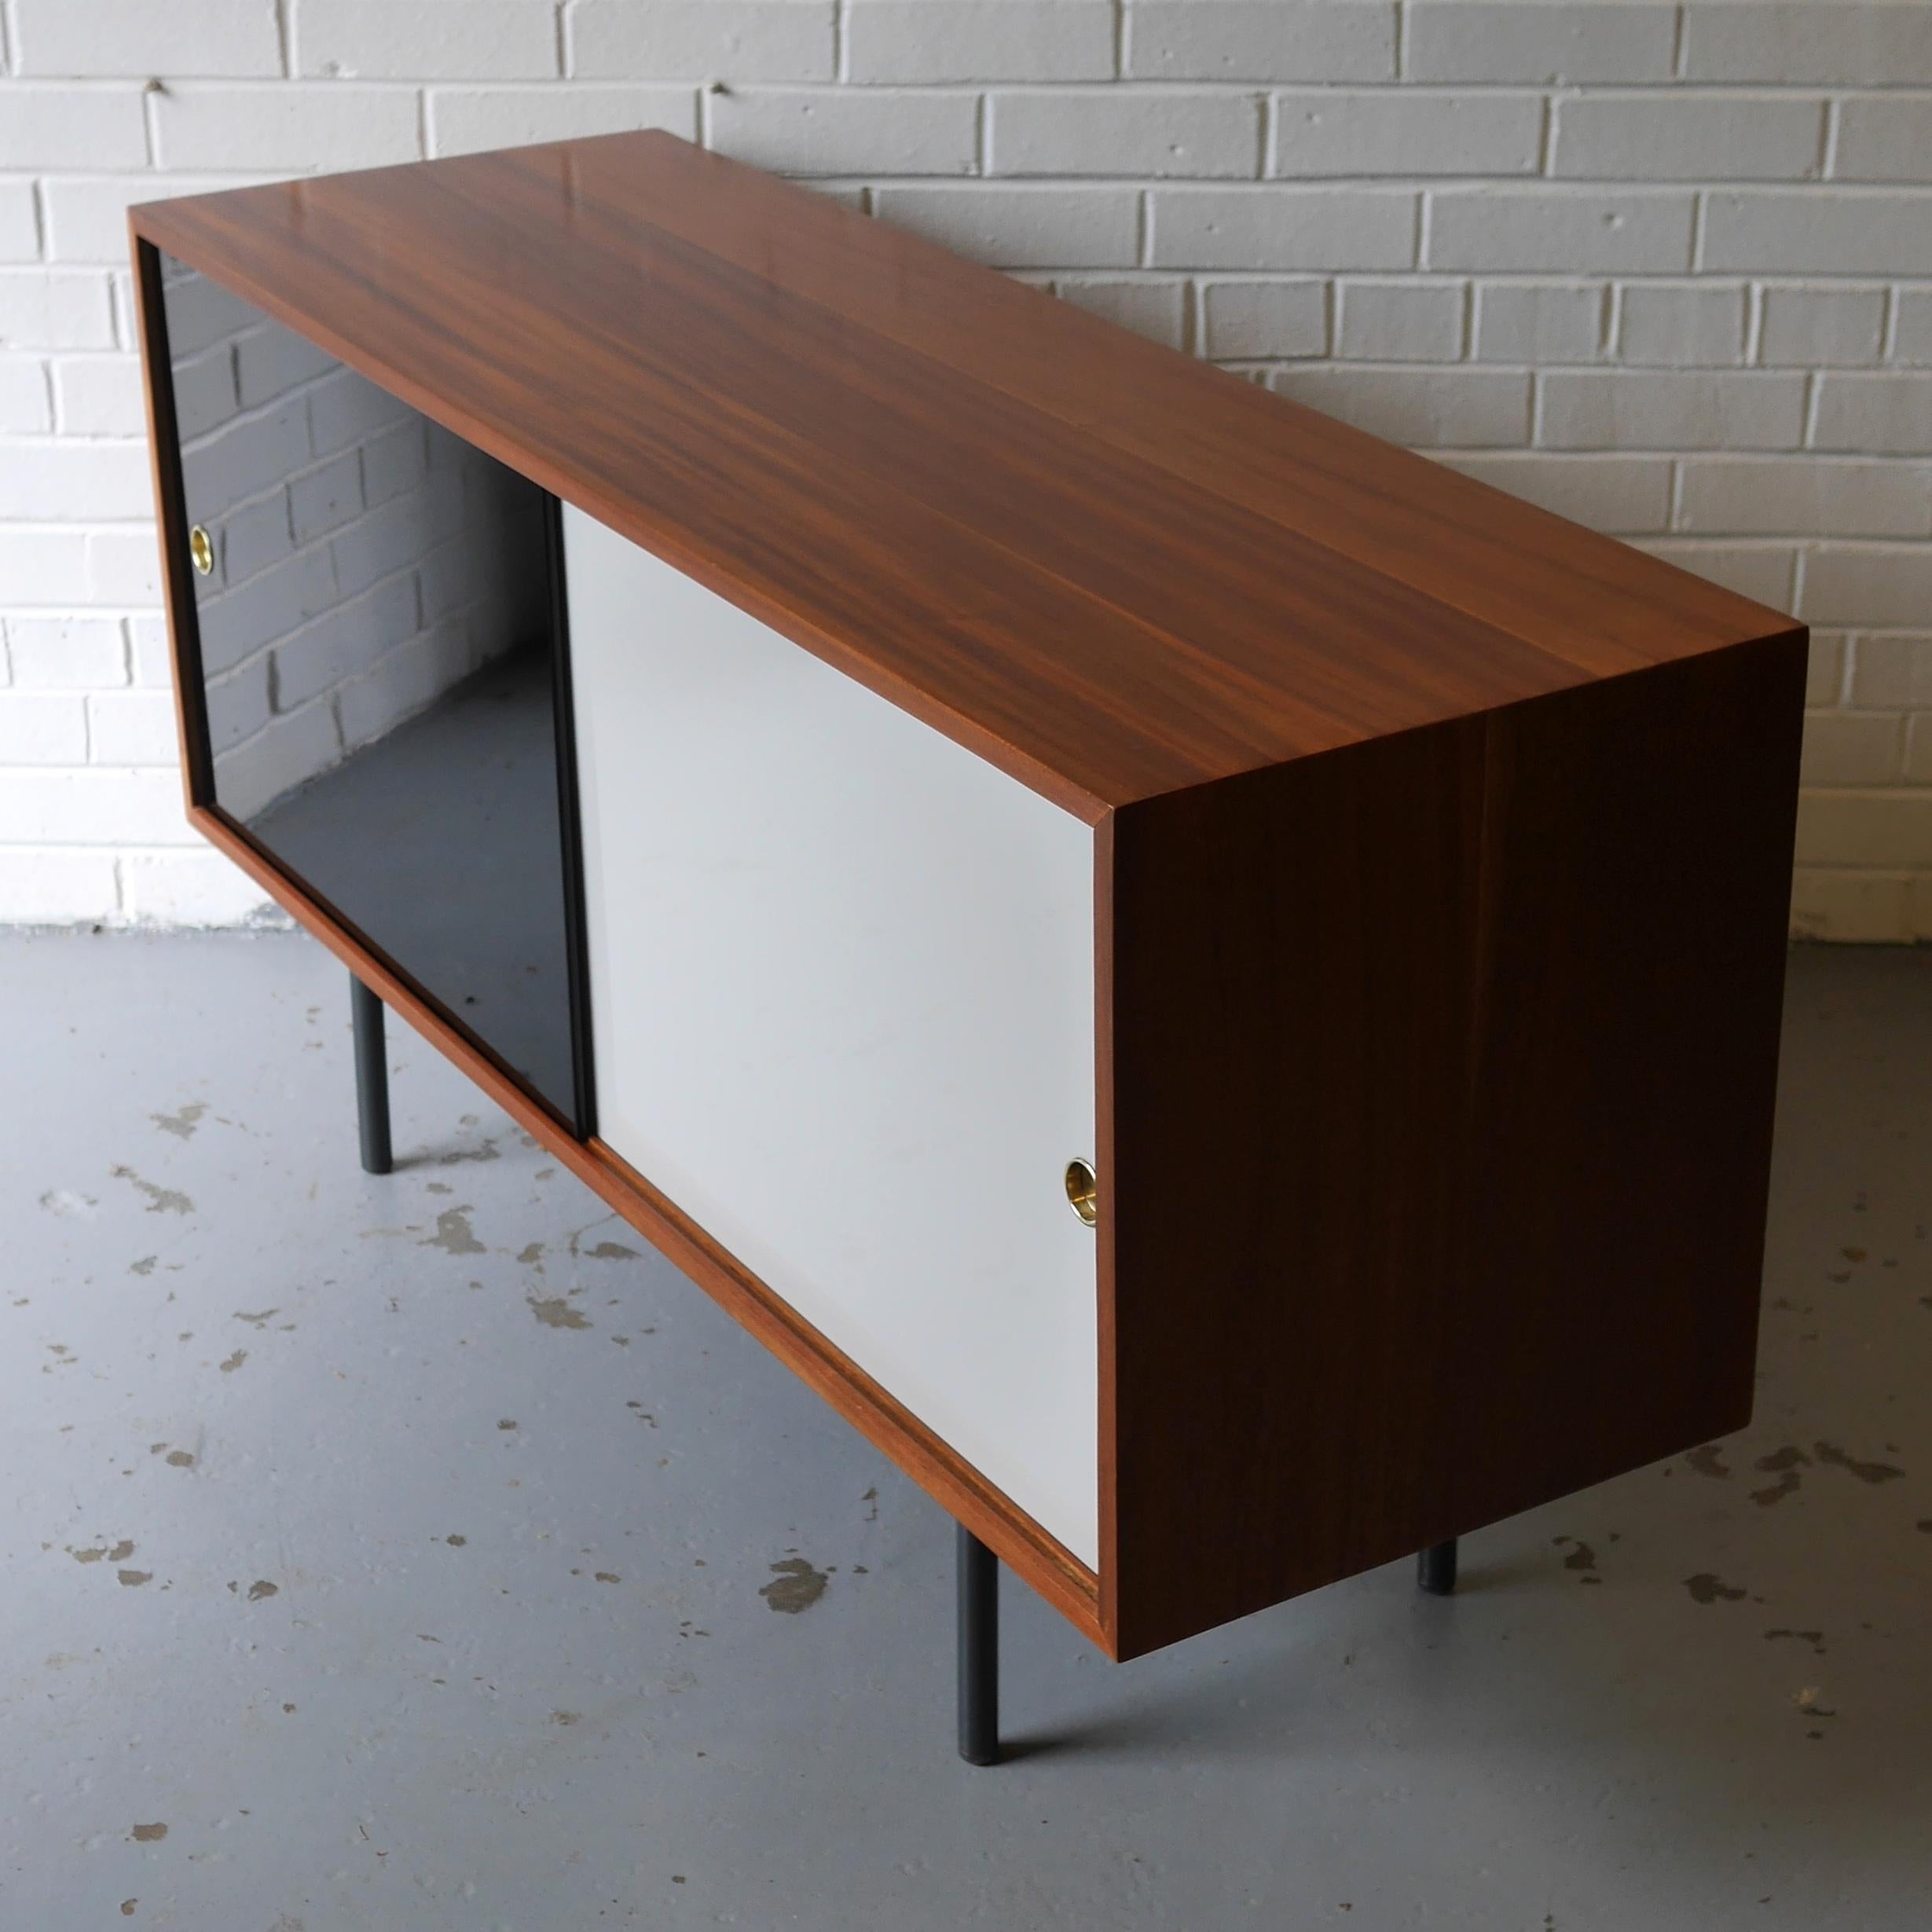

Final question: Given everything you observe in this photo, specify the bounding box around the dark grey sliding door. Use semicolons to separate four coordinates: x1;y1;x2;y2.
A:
148;248;592;1132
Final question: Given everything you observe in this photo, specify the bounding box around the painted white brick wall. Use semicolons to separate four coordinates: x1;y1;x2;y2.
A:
0;0;1927;938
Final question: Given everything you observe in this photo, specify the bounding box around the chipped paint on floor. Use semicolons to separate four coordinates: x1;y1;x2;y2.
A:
1;931;1929;1929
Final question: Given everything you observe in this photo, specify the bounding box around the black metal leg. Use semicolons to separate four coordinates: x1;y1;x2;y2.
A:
350;973;393;1176
1417;1538;1457;1596
957;1523;999;1766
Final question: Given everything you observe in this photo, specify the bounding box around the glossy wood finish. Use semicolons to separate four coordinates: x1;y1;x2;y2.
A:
131;134;1808;1664
129;132;1798;823
1103;636;1806;1658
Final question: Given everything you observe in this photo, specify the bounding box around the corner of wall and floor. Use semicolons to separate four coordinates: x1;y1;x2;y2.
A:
1;0;1929;939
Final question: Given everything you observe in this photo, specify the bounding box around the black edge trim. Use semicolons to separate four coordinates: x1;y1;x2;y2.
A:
544;493;599;1142
135;240;218;808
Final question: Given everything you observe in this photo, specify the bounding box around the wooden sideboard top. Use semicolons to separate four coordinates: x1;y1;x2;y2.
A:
134;130;1800;819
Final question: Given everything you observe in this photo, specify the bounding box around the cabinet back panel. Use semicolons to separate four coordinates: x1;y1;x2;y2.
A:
563;505;1099;1564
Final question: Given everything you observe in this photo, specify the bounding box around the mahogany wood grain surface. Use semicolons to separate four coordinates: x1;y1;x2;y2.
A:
1103;635;1806;1658
130;131;1797;823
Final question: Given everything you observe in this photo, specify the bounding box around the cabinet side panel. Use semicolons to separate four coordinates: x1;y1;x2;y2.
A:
564;504;1101;1566
1438;633;1808;1524
1106;637;1806;1659
1105;722;1487;1656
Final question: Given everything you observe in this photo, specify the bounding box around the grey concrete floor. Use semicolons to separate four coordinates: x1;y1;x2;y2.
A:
2;932;1927;1931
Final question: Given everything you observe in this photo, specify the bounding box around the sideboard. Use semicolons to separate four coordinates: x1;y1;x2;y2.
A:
131;130;1806;1764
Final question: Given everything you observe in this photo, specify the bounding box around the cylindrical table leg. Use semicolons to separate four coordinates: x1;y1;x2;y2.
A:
957;1523;999;1766
350;973;393;1176
1417;1538;1458;1596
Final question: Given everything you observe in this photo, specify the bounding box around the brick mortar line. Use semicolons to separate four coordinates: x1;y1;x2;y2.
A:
10;80;1932;99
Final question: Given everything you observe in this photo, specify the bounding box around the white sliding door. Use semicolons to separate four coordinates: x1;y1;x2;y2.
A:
563;505;1099;1566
